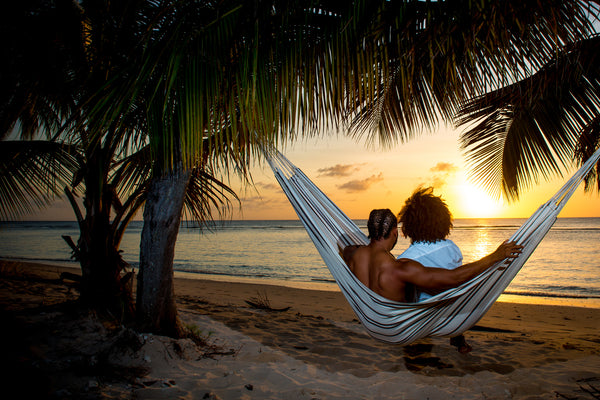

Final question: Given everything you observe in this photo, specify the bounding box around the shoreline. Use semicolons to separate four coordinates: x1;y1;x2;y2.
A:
6;257;600;309
175;272;600;309
5;259;599;334
1;259;599;399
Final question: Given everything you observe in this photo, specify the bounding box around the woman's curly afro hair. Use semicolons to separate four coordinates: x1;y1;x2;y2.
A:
397;187;453;243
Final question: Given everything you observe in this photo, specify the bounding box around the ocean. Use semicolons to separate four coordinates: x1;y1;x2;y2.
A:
1;218;599;307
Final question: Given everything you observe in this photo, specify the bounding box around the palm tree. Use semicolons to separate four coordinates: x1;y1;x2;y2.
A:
106;0;332;335
0;1;83;219
0;0;153;312
0;0;239;317
455;34;600;200
1;0;149;312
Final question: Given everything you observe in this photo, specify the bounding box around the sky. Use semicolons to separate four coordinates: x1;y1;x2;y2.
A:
25;124;600;221
230;125;600;221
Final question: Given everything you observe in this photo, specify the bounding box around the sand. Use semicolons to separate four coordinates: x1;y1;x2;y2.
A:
1;260;599;399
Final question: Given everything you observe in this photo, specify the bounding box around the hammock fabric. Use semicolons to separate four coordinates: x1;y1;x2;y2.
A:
266;147;600;344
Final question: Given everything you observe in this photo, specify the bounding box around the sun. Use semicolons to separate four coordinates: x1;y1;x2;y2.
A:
457;183;502;218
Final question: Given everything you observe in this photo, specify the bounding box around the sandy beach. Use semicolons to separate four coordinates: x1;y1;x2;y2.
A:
1;260;599;400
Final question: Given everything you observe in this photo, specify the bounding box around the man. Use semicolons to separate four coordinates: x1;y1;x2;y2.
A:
342;209;523;303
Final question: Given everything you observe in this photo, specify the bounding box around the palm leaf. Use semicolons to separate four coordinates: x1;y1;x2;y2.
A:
341;0;597;147
0;141;79;220
183;166;240;225
456;35;600;200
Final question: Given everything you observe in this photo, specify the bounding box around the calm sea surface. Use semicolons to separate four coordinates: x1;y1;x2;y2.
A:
1;218;599;307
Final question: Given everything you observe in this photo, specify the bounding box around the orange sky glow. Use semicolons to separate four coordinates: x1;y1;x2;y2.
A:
25;126;599;221
231;126;600;221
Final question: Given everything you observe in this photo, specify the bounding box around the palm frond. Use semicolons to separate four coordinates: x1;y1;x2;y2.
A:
78;0;600;211
0;141;79;220
111;145;153;200
575;114;600;192
342;0;597;148
183;166;240;225
456;35;600;200
108;144;153;236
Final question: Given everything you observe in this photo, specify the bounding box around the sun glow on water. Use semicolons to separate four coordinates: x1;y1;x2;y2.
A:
472;229;493;260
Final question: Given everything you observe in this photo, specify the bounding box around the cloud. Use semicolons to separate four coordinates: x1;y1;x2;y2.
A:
428;162;458;188
338;173;384;192
317;163;363;177
256;181;279;191
241;194;288;208
430;162;458;174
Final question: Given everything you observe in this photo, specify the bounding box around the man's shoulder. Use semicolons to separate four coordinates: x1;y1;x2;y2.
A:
377;258;420;289
343;244;365;259
351;245;371;257
395;256;419;265
394;257;423;273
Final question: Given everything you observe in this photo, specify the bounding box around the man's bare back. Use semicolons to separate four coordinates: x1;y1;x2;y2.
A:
343;230;411;302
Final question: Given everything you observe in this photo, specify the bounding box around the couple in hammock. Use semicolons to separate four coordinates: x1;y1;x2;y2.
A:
341;187;523;352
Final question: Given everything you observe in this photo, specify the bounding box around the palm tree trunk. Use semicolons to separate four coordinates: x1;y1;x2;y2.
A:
78;213;130;309
63;160;133;316
136;165;191;336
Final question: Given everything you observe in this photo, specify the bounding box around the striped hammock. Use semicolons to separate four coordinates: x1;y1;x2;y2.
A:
266;147;600;344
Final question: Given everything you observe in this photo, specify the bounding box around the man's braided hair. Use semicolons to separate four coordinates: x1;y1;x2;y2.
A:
367;209;397;240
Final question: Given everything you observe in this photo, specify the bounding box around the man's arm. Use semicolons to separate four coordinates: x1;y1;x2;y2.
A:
397;241;523;292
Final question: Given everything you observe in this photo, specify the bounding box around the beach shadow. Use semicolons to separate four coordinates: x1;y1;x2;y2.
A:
177;296;598;379
179;297;408;377
402;343;455;373
179;296;499;377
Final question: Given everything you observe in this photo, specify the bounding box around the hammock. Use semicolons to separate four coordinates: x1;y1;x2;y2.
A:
266;147;600;344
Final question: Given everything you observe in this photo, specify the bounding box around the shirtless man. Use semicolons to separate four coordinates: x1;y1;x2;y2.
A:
342;209;523;302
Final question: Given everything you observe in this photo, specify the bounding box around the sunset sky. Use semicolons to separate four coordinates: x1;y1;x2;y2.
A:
231;126;600;221
26;124;600;221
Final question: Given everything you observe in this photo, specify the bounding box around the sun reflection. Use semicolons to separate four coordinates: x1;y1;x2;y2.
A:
472;229;492;260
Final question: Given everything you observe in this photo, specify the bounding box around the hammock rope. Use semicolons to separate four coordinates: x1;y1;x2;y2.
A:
266;148;600;344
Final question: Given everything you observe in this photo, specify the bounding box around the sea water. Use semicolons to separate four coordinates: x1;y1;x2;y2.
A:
1;218;599;307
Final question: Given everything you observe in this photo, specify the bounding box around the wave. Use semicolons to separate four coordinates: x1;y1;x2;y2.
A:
7;256;599;301
0;221;79;230
174;266;278;279
546;227;600;231
311;278;336;283
183;224;306;231
503;290;600;300
455;225;521;230
0;256;79;269
1;255;76;264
